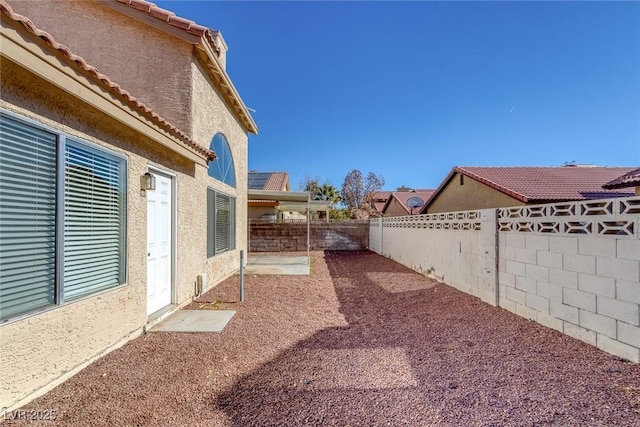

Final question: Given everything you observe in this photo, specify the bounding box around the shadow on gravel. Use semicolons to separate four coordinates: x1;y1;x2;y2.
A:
217;250;640;426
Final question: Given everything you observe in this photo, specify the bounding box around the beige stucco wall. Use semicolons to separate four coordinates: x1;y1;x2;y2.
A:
190;58;250;289
427;172;525;213
9;0;194;133
0;51;209;410
2;1;253;409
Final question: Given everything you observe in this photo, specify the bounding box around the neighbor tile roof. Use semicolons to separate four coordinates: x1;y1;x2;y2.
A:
384;190;435;214
438;166;637;204
0;0;216;162
248;172;289;191
370;191;391;213
602;167;640;189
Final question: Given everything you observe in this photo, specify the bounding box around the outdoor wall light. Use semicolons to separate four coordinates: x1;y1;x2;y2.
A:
140;172;156;192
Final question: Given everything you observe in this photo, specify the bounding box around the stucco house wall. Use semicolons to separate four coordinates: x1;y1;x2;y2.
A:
1;1;254;410
9;0;194;133
427;172;525;213
384;197;410;217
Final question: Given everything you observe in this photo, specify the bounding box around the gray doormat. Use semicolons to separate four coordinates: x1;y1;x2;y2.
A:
149;310;235;333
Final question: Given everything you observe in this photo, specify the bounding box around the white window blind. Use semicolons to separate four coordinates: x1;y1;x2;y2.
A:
207;189;235;257
0;116;57;321
64;142;126;300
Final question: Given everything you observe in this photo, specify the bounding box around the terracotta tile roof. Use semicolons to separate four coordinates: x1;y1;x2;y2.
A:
602;167;640;189
115;0;217;50
248;172;289;191
426;166;637;209
384;190;435;214
0;0;216;162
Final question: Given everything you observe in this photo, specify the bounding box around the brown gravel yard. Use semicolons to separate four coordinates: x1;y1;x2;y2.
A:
7;250;640;426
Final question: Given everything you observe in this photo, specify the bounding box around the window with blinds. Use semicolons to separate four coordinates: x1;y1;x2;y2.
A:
64;141;126;300
207;188;235;257
0;116;57;320
0;112;127;322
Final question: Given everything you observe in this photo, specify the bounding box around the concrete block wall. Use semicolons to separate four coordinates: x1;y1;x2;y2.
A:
371;197;640;362
497;197;640;362
370;210;498;306
249;222;369;252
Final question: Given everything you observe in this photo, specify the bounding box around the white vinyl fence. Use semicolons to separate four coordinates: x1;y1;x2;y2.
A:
370;197;640;362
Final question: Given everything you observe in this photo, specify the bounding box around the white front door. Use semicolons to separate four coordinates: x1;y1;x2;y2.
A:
147;172;173;315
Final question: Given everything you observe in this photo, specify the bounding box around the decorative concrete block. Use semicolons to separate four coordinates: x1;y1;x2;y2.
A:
563;288;596;312
579;309;616;337
537;251;563;269
597;334;640;363
564;322;597;346
564;253;596;275
578;274;616;298
617;279;640;305
596;257;639;282
597;296;639;326
578;237;617;258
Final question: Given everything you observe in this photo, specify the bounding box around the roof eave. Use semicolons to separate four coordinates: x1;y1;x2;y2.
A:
196;39;258;135
0;7;213;166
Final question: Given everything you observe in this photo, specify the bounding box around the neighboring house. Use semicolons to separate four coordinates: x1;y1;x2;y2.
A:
603;167;640;196
381;188;435;216
421;166;638;214
247;171;303;221
0;0;256;410
369;191;391;215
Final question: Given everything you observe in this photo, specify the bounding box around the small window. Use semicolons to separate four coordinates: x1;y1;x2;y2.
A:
0;112;127;322
208;133;235;187
207;188;236;257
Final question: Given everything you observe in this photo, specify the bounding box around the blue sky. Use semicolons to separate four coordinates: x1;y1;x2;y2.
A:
156;1;640;191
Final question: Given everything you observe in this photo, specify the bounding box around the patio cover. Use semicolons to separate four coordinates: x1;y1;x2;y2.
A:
248;190;329;263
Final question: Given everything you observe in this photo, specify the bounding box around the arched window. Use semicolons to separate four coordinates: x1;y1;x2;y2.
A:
208;133;235;188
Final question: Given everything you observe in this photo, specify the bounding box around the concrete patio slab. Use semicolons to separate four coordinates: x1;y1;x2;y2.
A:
149;310;235;333
245;255;310;275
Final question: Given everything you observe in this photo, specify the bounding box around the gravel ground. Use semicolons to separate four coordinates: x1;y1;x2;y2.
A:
7;250;640;426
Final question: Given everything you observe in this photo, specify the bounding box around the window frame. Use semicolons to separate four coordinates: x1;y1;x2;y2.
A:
0;110;128;324
206;188;236;258
207;133;236;188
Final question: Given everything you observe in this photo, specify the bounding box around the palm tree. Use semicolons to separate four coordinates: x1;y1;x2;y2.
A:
316;184;341;207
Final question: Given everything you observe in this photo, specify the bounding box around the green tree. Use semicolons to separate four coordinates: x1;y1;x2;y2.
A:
316;183;341;206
